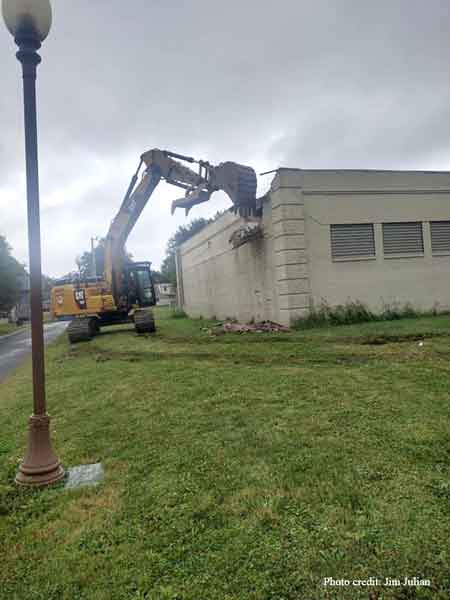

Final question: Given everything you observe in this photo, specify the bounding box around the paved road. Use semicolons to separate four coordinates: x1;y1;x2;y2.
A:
0;322;68;382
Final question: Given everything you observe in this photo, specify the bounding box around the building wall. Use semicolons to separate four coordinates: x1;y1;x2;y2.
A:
300;170;450;313
177;169;450;325
177;204;278;322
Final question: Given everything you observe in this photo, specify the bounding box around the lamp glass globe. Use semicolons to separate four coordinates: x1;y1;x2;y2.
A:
2;0;52;41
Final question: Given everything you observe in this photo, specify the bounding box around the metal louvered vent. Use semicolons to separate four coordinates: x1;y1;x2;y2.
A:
382;222;424;256
330;224;375;259
431;221;450;254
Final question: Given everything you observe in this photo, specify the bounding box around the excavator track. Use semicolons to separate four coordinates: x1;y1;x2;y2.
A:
67;318;98;344
134;308;156;335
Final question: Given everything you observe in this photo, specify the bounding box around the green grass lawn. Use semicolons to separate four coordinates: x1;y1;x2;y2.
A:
1;309;450;599
0;322;18;337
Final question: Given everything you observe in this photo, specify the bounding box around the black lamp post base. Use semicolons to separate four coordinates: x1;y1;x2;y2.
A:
15;414;65;487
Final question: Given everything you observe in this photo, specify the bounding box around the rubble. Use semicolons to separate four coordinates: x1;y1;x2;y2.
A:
206;320;290;335
229;222;263;248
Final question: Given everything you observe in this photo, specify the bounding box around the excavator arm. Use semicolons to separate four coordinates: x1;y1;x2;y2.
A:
104;148;257;303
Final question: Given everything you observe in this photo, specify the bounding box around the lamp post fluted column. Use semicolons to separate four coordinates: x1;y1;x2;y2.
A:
3;0;64;487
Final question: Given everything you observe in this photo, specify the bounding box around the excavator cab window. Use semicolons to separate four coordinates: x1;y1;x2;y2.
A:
127;271;138;306
126;264;155;308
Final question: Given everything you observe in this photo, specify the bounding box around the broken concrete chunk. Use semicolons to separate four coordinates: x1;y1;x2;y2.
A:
208;320;289;335
229;223;263;248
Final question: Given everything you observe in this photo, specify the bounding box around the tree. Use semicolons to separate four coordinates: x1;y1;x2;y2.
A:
76;238;107;278
151;269;164;283
161;218;212;284
0;234;26;311
75;238;135;279
41;274;55;302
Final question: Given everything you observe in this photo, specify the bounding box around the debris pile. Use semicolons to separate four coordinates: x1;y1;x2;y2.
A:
206;320;290;335
229;222;263;248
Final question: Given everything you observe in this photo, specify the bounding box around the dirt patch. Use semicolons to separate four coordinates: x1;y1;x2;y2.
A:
67;345;372;367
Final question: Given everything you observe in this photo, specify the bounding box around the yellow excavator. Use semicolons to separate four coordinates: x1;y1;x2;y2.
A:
50;148;257;343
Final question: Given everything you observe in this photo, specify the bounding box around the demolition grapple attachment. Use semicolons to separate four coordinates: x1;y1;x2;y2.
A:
139;149;257;217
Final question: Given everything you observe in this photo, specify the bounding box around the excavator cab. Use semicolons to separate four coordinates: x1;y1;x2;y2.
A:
124;262;156;308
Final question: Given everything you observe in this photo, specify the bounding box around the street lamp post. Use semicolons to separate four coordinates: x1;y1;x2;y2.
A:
3;0;64;486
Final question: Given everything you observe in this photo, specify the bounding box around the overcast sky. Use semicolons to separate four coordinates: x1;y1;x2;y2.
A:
1;0;449;277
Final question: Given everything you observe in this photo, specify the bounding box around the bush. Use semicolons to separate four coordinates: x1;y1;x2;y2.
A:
379;301;418;321
293;299;424;330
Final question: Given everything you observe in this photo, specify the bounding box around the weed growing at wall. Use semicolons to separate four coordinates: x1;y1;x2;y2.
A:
293;299;444;329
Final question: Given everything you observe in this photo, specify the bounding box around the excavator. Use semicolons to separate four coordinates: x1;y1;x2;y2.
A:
50;148;257;343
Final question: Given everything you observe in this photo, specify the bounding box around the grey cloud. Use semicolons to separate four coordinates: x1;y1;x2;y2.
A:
1;0;450;275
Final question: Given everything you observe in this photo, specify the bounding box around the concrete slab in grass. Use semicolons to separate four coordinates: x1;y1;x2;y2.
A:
65;463;104;490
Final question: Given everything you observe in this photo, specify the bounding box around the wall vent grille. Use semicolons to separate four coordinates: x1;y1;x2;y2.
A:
330;224;375;259
382;222;424;255
431;221;450;254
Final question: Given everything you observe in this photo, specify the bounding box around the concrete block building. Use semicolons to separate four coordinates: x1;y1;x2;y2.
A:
175;169;450;326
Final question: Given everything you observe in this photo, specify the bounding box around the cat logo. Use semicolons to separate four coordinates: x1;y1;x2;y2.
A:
74;289;87;310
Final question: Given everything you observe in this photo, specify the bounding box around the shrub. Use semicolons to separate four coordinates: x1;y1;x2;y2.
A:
293;299;427;330
380;301;418;321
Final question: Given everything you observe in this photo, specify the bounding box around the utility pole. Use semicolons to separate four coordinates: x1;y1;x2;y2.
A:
91;237;97;278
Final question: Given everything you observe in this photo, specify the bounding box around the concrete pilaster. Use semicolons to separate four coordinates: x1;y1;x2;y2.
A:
271;186;311;325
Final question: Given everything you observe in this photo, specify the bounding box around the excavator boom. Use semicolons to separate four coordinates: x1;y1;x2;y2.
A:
105;148;257;302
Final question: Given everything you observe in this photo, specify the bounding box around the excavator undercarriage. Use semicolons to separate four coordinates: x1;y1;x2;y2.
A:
66;317;98;344
65;308;155;344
